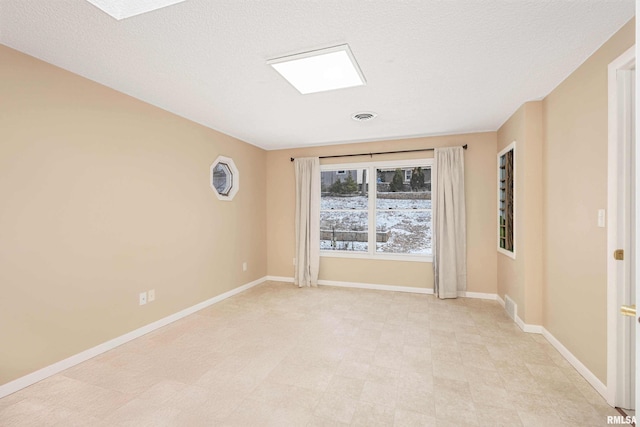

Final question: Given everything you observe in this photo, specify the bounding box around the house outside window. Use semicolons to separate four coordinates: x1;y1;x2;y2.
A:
320;159;433;261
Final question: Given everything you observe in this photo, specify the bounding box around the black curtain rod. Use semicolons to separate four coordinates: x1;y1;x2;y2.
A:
290;144;467;162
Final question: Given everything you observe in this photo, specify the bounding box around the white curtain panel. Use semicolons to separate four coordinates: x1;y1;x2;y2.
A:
294;157;320;287
433;147;467;299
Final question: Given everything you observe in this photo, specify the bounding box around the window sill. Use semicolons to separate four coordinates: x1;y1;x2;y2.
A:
320;251;433;263
497;247;516;259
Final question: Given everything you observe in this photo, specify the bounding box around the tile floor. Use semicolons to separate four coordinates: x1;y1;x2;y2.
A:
0;281;623;426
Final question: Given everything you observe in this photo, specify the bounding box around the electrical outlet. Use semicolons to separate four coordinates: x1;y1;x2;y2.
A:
242;262;247;272
148;289;155;302
139;292;147;306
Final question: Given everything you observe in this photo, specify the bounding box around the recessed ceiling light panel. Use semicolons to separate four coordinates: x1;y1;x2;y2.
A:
85;0;187;20
267;44;366;95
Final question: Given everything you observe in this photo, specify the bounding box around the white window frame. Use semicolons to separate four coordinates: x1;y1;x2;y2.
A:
320;158;434;263
497;142;516;259
210;155;239;201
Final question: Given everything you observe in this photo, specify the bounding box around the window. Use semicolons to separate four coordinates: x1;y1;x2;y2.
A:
210;156;239;201
320;168;368;252
498;142;515;257
320;159;433;261
212;163;233;196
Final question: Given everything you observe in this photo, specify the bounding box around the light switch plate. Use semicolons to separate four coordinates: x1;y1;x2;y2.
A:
597;209;605;228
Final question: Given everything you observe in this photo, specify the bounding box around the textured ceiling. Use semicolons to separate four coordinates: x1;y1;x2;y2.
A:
0;0;635;150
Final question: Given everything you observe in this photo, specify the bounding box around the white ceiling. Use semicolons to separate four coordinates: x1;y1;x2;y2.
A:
0;1;634;150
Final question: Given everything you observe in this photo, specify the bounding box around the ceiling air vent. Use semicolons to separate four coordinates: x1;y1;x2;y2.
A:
351;112;377;122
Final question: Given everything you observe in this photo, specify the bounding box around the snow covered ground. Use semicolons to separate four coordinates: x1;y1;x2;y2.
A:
320;195;431;210
320;195;431;254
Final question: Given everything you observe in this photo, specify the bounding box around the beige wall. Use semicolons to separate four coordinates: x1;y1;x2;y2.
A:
496;106;525;314
266;133;498;293
496;102;544;325
0;45;267;385
3;16;633;392
523;102;544;326
542;18;634;383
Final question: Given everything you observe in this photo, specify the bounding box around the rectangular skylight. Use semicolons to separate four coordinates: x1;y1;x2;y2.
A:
267;44;366;95
85;0;187;20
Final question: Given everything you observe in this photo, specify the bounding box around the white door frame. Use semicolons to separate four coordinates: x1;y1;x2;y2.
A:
607;45;635;408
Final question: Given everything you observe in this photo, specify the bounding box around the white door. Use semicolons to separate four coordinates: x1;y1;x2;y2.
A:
635;47;640;419
626;67;636;412
607;47;635;412
635;84;640;417
618;67;636;412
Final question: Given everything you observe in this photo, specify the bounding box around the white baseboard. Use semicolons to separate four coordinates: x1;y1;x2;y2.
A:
515;315;543;334
495;294;605;400
272;276;607;400
541;327;608;399
497;293;541;333
319;279;433;294
3;274;609;407
267;276;502;299
266;276;433;294
264;275;294;283
0;276;266;399
457;291;497;300
267;275;433;294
